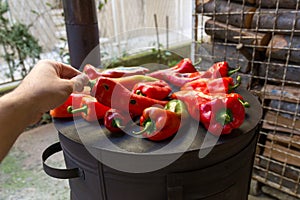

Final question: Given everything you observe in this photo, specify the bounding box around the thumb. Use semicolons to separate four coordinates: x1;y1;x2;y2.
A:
71;73;90;92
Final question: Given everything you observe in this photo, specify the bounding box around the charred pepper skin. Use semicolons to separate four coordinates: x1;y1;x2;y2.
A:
132;80;172;100
67;96;110;122
92;77;168;116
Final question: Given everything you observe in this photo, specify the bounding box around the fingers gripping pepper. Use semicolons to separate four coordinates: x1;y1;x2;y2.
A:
92;77;168;116
134;100;189;141
132;80;172;100
67;96;110;121
104;109;131;133
83;64;103;80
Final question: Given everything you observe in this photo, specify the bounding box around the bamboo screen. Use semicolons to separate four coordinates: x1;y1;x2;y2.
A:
193;0;300;198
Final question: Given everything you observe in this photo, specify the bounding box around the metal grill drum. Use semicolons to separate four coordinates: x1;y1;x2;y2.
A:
43;88;262;200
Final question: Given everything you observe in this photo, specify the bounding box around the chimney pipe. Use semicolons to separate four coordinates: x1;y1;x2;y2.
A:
62;0;101;70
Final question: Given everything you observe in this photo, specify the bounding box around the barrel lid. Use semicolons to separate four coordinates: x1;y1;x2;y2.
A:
54;88;262;155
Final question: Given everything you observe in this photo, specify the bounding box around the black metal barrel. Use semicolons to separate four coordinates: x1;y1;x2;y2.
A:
43;88;262;200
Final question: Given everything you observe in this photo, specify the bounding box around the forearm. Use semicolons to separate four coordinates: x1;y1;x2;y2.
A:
0;88;40;162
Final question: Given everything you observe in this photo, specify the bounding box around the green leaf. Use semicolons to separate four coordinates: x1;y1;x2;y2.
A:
30;10;39;15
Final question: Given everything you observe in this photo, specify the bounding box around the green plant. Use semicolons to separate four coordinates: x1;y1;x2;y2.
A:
0;0;42;81
150;42;180;67
98;0;108;11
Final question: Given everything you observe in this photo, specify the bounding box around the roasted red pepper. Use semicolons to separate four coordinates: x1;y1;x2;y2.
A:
180;76;241;94
134;99;189;141
148;61;240;87
162;73;200;87
147;58;197;80
101;66;149;78
89;75;158;91
50;93;88;118
200;61;240;78
200;96;245;135
83;64;149;79
171;90;247;135
132;80;172;100
67;96;110;121
104;109;131;133
92;77;168;116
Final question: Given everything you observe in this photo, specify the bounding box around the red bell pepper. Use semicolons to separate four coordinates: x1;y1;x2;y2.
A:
101;66;149;78
148;61;240;87
67;96;110;121
50;93;88;118
200;61;240;78
200;96;245;135
162;73;200;87
92;77;168;116
134;99;189;141
89;75;158;91
171;90;247;135
132;80;172;100
104;109;131;133
147;58;197;80
83;64;149;79
180;76;241;94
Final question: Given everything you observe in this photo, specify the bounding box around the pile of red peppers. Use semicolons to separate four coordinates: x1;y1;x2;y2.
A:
50;58;249;140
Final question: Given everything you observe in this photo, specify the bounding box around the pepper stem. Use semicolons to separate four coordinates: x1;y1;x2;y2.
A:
67;105;88;115
135;90;145;96
193;58;202;66
88;79;97;89
229;75;241;92
133;120;154;135
228;66;241;76
238;98;250;108
216;109;233;125
112;119;125;129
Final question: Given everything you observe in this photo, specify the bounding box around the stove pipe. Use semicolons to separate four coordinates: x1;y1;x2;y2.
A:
62;0;101;70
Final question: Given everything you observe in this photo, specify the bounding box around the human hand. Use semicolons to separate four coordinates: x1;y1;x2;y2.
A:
16;60;89;121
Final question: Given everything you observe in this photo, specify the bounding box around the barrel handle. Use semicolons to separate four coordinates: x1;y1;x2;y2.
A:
42;142;84;179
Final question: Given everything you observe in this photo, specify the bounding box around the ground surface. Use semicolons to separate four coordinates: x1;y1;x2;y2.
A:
0;124;69;200
0;123;276;200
